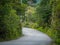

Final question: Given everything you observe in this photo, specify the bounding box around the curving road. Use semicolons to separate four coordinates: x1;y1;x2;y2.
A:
0;28;52;45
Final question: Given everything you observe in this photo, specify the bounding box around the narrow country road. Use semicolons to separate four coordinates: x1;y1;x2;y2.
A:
0;28;52;45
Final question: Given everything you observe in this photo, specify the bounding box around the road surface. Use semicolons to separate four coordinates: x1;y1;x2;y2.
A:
0;28;52;45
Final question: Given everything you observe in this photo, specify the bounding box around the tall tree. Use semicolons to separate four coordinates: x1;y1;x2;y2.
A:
51;0;60;44
36;0;52;27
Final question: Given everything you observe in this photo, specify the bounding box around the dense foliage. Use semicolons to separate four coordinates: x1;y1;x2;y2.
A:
36;0;60;45
0;0;22;41
21;0;60;45
36;0;52;27
51;0;60;45
0;0;60;44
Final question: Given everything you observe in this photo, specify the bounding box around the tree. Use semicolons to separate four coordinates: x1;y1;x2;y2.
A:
51;0;60;45
0;0;22;41
36;0;52;28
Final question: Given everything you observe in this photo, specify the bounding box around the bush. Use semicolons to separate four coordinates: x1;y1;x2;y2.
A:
0;4;22;41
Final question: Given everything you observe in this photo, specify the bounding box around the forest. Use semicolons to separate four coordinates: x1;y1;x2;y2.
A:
0;0;60;45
